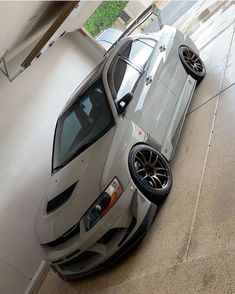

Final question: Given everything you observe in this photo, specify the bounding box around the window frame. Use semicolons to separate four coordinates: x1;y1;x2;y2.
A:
107;37;157;107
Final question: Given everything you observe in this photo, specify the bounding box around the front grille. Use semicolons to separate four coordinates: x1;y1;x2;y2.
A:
46;223;80;247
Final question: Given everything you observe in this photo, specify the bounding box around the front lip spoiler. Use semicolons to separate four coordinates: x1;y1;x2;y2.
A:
56;202;157;281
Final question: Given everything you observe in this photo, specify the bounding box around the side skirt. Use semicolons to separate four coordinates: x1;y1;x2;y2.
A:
161;75;197;161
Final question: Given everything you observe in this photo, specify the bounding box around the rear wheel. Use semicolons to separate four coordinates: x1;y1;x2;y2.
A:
129;144;172;204
179;46;206;82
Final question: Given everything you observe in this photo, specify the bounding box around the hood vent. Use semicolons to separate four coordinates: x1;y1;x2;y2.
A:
46;181;78;214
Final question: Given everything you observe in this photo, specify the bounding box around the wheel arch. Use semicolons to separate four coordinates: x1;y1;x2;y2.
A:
128;143;173;204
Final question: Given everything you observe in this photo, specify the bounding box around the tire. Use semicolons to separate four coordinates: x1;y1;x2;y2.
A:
129;144;172;204
179;46;206;82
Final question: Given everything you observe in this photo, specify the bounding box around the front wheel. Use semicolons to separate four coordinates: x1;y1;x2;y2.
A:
179;46;206;82
129;144;172;205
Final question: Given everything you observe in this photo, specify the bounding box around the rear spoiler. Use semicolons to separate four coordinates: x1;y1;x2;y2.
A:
108;3;163;52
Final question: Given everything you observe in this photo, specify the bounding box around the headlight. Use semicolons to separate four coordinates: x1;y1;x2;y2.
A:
83;178;123;231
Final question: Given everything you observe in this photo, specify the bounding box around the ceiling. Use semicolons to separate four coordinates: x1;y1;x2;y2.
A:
0;1;101;63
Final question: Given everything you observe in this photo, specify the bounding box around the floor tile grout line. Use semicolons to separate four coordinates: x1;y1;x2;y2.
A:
221;82;235;95
187;19;235;117
187;93;218;116
187;81;235;117
186;244;235;264
0;255;32;280
184;21;235;262
221;24;235;90
184;95;220;261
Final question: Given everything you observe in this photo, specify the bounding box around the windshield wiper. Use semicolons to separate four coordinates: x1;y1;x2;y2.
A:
53;122;114;173
52;141;94;173
53;162;69;172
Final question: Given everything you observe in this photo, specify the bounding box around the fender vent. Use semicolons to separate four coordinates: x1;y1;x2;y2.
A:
98;228;121;245
46;222;80;247
46;181;78;214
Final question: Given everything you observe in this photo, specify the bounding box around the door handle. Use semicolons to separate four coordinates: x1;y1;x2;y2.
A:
145;75;153;85
159;45;166;52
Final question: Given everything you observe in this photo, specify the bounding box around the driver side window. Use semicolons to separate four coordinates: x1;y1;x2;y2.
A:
110;57;141;102
108;38;155;103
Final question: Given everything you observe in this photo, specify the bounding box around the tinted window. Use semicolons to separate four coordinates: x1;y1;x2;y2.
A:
53;79;114;170
109;58;140;101
120;39;154;69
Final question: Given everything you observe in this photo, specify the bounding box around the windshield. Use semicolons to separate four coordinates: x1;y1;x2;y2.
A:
53;79;114;171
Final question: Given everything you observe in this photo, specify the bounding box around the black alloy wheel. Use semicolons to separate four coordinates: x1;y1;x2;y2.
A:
129;144;172;204
179;46;206;82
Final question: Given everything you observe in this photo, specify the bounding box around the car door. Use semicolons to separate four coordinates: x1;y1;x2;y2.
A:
104;35;183;152
123;33;180;152
144;28;188;159
105;37;163;135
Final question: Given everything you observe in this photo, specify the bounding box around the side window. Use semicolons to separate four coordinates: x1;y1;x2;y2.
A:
109;57;140;102
107;38;156;103
120;39;155;69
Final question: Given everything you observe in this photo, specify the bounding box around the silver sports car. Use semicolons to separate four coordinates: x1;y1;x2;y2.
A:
34;24;205;280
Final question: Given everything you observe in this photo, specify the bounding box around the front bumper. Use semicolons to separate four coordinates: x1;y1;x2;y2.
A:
41;180;157;279
55;202;157;280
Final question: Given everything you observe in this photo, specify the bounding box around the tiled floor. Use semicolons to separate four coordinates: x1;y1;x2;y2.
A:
33;2;235;293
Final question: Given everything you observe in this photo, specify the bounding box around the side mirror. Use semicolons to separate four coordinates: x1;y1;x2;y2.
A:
117;93;133;114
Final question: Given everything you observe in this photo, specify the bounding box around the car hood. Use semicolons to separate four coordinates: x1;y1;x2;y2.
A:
34;126;115;244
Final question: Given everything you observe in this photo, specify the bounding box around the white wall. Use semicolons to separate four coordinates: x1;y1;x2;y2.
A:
0;31;99;293
125;0;153;19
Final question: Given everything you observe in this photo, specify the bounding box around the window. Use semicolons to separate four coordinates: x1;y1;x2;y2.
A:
108;57;141;102
108;38;156;102
53;79;114;171
120;39;155;69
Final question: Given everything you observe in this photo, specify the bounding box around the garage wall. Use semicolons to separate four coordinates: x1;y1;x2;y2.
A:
0;32;100;293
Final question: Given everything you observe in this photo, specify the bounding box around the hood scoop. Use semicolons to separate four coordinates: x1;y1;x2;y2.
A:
46;181;78;214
